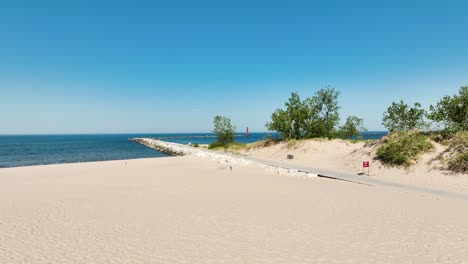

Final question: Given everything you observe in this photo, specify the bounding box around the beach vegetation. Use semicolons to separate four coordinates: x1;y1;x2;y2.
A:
212;115;236;152
208;141;224;149
228;143;248;153
245;138;282;151
428;86;468;132
426;129;457;144
208;142;247;154
337;115;367;139
266;87;357;140
304;87;341;138
448;152;468;173
382;100;426;132
376;131;433;167
436;131;468;173
265;92;307;140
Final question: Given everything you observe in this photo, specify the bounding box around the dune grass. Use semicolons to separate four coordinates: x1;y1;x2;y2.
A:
444;132;468;173
376;131;433;167
208;142;248;153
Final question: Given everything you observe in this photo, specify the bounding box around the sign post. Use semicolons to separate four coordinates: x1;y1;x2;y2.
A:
362;161;370;176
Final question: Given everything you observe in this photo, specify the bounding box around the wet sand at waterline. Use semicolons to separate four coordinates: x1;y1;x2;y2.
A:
1;156;467;263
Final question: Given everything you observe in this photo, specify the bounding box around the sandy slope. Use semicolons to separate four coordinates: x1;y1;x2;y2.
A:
1;156;468;263
243;139;468;194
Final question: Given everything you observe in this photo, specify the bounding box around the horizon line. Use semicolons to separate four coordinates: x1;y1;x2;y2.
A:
0;131;389;136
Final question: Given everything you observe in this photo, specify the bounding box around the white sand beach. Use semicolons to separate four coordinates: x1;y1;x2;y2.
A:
2;0;467;262
1;155;468;263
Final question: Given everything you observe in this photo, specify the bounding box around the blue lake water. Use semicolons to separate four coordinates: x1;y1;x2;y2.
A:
0;132;387;168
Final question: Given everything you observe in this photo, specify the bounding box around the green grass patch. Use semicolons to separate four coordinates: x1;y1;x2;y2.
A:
208;142;247;152
208;141;225;149
376;131;433;167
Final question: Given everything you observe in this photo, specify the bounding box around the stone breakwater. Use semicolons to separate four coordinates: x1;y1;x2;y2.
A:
132;138;187;156
131;138;252;166
131;138;317;178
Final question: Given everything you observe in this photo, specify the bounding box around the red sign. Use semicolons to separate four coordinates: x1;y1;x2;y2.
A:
363;161;370;168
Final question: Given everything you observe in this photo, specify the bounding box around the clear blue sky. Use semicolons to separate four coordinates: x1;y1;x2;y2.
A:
1;0;467;134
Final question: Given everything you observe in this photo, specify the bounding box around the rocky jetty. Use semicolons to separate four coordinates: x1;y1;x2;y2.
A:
130;138;252;166
131;138;187;156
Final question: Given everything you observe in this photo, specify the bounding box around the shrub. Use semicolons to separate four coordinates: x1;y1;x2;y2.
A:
427;130;455;144
448;152;468;173
376;131;433;167
208;141;225;149
444;132;468;173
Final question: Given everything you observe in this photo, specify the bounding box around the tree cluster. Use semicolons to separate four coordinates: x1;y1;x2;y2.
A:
382;101;426;132
382;86;467;133
266;87;366;140
428;86;467;132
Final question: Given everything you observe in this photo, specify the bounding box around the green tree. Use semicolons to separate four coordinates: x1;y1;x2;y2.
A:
285;92;308;139
428;86;468;132
306;87;340;138
212;115;236;150
338;115;367;139
266;108;292;140
382;101;426;132
266;92;307;140
266;87;341;140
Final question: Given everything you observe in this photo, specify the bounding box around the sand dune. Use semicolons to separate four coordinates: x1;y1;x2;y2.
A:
243;139;468;194
1;156;468;263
